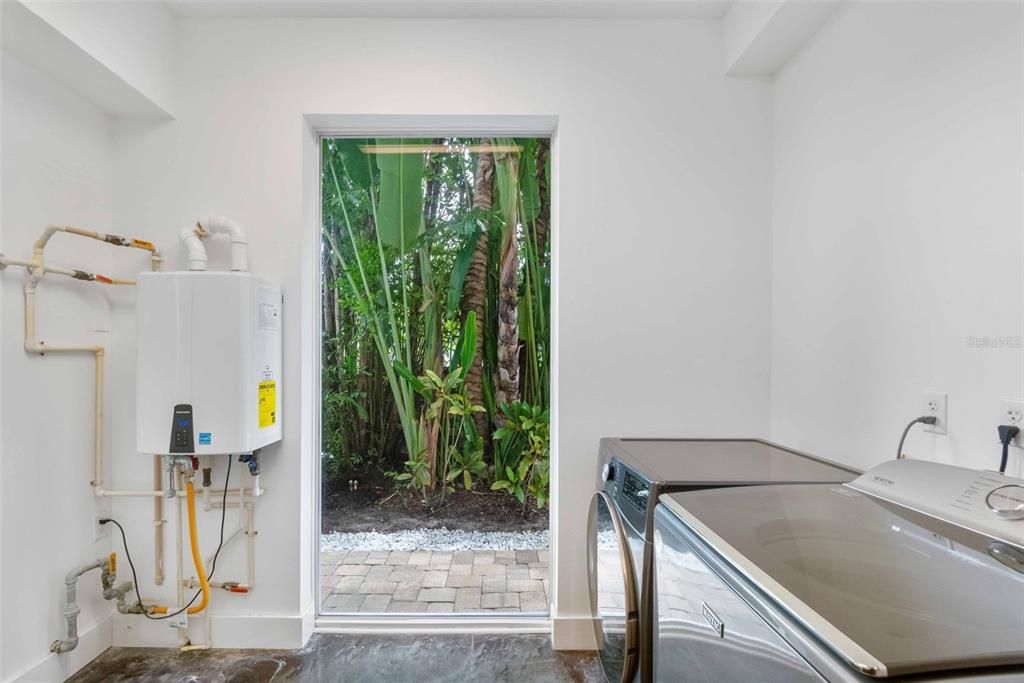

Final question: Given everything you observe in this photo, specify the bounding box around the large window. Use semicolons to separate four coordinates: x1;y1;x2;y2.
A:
319;138;552;615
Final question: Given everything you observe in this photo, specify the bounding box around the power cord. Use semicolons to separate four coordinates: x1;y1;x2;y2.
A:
101;455;232;619
895;415;938;460
997;425;1019;474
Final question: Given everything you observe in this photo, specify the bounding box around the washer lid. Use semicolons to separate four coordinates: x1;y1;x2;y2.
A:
601;438;858;486
660;466;1024;678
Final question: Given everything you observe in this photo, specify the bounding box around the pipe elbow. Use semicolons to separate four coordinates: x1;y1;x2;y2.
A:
201;216;246;242
199;216;248;272
51;638;78;654
178;223;208;271
34;224;63;253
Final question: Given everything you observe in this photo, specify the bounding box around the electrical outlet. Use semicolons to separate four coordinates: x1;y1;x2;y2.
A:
922;392;947;434
93;498;112;541
999;400;1024;447
93;514;111;541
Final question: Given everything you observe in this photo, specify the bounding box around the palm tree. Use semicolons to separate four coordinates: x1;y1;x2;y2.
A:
460;140;494;439
494;144;521;408
534;139;550;258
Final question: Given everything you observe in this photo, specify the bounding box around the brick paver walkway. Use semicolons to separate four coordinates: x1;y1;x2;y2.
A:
320;549;550;613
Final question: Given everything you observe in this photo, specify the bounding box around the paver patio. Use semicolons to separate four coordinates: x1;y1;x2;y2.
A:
320;548;550;613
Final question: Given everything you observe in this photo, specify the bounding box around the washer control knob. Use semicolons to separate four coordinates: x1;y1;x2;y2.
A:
986;485;1024;520
601;463;615;482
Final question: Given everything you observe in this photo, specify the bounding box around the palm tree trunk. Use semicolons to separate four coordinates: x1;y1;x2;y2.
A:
535;139;550;258
461;140;495;439
495;148;520;409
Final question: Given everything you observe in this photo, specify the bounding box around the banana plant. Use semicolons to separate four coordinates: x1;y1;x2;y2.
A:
394;312;483;496
322;138;426;468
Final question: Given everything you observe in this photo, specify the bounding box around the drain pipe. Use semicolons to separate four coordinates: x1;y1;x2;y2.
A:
52;554;152;653
51;559;105;653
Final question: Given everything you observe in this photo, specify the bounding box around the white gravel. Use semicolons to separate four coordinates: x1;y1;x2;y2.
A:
320;527;550;552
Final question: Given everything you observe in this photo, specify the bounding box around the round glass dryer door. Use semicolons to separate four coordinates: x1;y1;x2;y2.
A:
588;491;640;683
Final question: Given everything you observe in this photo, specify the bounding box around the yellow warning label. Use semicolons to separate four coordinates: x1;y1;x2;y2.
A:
258;381;276;428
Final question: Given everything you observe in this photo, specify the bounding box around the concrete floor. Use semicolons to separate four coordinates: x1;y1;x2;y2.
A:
320;549;550;613
68;633;603;682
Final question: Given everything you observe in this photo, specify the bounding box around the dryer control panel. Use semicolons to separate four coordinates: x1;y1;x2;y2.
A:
847;459;1024;546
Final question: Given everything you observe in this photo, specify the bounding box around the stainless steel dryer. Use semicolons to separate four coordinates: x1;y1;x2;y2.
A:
587;438;859;683
654;459;1024;682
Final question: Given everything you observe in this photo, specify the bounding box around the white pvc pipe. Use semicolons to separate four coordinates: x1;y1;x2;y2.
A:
8;224;165;581
154;456;165;586
94;487;263;499
200;216;248;272
178;217;249;272
178;223;208;271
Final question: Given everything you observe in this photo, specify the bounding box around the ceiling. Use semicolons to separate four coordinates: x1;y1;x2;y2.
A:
163;0;734;20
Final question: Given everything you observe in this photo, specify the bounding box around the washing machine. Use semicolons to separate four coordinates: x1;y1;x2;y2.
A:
587;438;859;683
653;458;1024;681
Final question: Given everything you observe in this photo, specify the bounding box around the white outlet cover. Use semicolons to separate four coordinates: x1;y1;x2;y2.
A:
923;392;947;434
93;498;112;541
93;514;111;541
999;400;1024;448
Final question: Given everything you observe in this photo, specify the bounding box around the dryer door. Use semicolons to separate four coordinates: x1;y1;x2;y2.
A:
589;491;640;683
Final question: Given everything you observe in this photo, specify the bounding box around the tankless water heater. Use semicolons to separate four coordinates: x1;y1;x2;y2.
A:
135;271;282;455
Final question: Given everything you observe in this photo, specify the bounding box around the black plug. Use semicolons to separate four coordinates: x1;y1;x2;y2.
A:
99;518;112;525
997;425;1019;473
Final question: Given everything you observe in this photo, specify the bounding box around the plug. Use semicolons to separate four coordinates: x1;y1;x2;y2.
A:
999;425;1019;445
997;425;1020;473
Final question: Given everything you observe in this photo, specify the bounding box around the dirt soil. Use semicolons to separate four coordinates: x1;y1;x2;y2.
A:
321;478;549;534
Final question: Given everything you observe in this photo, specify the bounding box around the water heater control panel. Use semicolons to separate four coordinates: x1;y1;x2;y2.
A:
169;404;195;453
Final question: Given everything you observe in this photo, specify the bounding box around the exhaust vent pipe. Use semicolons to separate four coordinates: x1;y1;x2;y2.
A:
178;217;248;272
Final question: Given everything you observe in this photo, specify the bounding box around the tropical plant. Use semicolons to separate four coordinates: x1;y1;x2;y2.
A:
396;313;485;497
492;139;521;410
323;138;425;472
492;401;550;509
321;137;552;507
460;141;495;440
446;432;488;491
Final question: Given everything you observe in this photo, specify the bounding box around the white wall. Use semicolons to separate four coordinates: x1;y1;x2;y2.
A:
770;1;1024;476
4;0;1021;669
110;17;773;647
18;0;177;115
1;53;119;682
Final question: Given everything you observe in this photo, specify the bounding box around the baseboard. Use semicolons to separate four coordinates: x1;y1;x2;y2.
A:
551;615;597;651
208;613;310;649
7;616;112;683
315;615;550;635
300;601;316;646
112;611;311;650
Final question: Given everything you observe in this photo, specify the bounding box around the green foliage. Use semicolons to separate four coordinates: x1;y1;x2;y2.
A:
492;402;551;509
400;314;487;498
375;139;427;249
446;432;487;491
321;137;551;507
393;453;431;492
